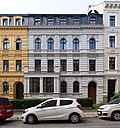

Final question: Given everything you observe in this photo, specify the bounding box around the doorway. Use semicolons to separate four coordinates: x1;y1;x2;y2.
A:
88;81;96;104
108;80;116;102
16;82;24;99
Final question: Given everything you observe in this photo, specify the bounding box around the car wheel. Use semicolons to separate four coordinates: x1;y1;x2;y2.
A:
69;113;80;123
26;114;37;124
112;111;120;121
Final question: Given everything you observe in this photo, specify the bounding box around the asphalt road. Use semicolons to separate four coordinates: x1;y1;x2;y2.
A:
0;118;120;128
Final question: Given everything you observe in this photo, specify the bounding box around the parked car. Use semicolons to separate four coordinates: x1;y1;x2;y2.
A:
0;97;13;121
97;98;120;121
22;98;84;124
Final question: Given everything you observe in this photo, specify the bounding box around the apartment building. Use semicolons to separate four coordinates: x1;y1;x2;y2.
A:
103;1;120;102
0;15;28;99
24;11;104;104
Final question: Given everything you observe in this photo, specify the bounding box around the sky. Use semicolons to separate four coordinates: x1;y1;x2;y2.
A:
0;0;111;14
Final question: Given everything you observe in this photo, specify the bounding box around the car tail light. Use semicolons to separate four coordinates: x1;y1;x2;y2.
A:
77;104;82;110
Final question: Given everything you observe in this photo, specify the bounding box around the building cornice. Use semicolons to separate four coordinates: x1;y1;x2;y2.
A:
29;25;103;30
0;26;28;30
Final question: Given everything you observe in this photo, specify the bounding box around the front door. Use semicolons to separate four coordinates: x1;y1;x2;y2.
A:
16;82;23;99
88;81;96;104
108;80;116;102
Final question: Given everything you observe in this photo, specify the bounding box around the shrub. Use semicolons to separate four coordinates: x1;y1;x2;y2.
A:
10;98;47;109
110;91;120;101
77;98;93;107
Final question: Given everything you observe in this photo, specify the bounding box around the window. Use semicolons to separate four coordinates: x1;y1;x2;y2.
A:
89;60;96;71
41;100;57;108
30;78;40;93
35;38;41;50
90;17;96;25
60;100;73;106
109;57;115;70
110;16;115;27
43;77;54;93
73;17;79;25
47;17;54;25
60;38;67;50
35;60;41;71
109;36;115;48
3;82;9;94
3;39;9;50
60;60;67;71
48;60;54;72
3;60;9;72
60;17;66;25
73;60;79;71
16;39;22;50
61;81;67;93
34;18;41;26
48;38;54;50
73;81;79;93
16;60;22;71
3;19;8;26
73;38;79;50
15;18;21;26
89;38;96;50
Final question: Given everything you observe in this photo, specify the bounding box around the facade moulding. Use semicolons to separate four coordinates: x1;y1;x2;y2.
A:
29;25;103;30
0;26;28;30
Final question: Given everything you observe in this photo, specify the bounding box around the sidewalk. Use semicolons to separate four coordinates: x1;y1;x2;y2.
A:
9;110;97;120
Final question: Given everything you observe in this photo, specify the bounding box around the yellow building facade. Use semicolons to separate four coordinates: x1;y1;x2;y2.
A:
0;23;28;99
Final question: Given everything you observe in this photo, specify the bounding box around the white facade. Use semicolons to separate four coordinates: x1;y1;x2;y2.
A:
24;13;104;104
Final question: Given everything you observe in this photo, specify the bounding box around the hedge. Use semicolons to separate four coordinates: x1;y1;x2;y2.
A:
10;98;93;109
10;99;47;109
77;98;93;107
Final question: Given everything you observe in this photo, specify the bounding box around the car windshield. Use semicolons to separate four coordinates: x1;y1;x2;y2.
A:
109;98;120;104
0;98;11;105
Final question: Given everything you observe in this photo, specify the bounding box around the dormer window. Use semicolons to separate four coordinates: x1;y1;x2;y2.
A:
60;17;66;25
90;17;96;25
3;19;8;26
73;17;80;25
47;17;54;25
34;18;41;26
16;18;21;26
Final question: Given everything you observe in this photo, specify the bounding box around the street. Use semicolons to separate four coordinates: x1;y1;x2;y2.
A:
0;118;120;128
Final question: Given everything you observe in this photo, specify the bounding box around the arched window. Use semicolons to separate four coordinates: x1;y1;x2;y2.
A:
47;17;54;25
60;38;67;50
73;38;79;50
3;38;9;50
89;38;96;50
73;17;80;25
73;81;79;93
61;81;67;93
34;17;41;26
35;38;41;50
60;17;66;25
48;38;54;50
3;82;9;93
16;38;22;50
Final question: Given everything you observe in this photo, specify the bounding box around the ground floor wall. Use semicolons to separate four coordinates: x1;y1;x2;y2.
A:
24;75;104;104
0;76;24;99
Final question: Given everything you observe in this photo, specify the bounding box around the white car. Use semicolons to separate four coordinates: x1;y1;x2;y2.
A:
22;98;84;124
97;98;120;121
